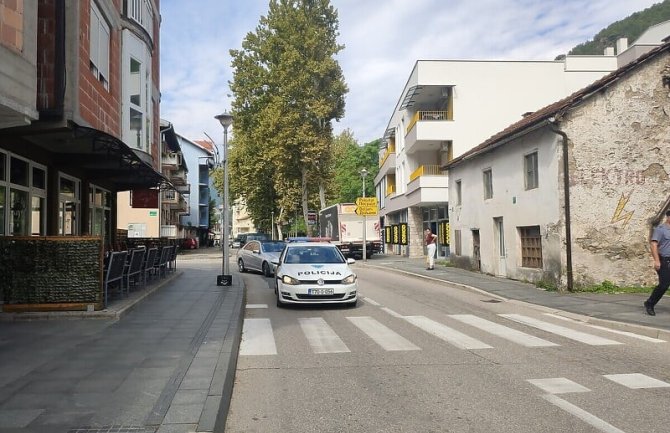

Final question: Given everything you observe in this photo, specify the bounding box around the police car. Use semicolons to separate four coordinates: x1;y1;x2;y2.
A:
273;241;358;307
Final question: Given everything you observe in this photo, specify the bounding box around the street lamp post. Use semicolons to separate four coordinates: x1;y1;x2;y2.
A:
360;168;368;262
215;112;233;286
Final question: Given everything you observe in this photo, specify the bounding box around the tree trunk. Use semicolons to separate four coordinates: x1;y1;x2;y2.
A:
301;169;311;236
276;207;284;240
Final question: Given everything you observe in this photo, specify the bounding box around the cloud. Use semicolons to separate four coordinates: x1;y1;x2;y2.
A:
159;0;661;144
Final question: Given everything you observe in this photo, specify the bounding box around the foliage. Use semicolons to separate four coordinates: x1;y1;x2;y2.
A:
208;198;219;228
327;130;380;204
535;280;558;292
565;0;670;56
226;0;348;236
573;280;653;294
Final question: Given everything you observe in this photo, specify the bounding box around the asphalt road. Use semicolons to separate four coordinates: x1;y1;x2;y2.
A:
226;265;670;433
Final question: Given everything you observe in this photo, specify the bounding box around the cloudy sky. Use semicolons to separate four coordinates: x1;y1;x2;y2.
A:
160;0;661;145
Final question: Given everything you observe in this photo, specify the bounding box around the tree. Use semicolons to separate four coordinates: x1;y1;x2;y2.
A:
328;130;380;204
227;0;348;238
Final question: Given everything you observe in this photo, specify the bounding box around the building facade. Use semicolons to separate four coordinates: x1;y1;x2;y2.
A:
180;135;215;247
447;40;670;290
0;0;166;247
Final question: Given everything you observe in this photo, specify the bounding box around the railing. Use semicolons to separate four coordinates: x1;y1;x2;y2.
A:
405;110;451;135
379;143;396;167
160;225;178;238
127;0;154;39
409;165;445;182
385;184;395;197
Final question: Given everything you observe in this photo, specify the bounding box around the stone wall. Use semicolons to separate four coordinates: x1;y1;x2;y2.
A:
562;52;670;287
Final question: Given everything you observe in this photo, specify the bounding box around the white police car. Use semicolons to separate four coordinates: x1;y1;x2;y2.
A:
273;241;357;307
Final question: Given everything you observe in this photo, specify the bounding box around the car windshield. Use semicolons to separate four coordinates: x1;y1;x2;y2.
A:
284;245;345;264
261;241;285;253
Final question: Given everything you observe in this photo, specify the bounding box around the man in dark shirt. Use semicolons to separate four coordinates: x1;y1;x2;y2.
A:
644;210;670;316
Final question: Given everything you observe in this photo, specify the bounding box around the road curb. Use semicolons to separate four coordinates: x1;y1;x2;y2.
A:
362;263;670;341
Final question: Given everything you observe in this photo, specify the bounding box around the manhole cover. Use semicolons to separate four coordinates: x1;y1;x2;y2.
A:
481;299;502;303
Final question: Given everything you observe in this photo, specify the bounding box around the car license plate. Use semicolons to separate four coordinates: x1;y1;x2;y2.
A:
308;288;334;295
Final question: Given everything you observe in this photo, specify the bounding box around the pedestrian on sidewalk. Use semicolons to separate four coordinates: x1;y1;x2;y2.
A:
644;210;670;316
424;228;438;270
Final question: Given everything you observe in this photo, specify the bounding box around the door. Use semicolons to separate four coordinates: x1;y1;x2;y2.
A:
472;230;481;271
493;217;506;276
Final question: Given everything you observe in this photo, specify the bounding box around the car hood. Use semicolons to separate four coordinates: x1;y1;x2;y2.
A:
280;263;353;279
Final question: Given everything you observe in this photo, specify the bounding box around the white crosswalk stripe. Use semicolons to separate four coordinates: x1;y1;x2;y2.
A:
240;318;277;356
544;313;667;343
499;314;623;346
347;316;421;351
299;317;350;353
404;316;493;349
450;314;559;347
603;373;670;389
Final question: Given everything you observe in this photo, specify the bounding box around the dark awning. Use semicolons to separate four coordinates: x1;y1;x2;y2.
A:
0;123;173;192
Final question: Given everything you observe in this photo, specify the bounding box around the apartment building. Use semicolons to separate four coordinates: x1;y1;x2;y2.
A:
376;24;670;259
0;0;165;247
180;135;216;247
447;40;670;290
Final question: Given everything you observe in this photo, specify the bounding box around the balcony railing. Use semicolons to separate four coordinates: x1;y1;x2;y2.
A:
406;110;452;136
379;143;396;167
409;165;445;182
160;225;178;238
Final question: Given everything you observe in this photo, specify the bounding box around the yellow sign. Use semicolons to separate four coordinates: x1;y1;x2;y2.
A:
355;205;378;216
355;197;377;207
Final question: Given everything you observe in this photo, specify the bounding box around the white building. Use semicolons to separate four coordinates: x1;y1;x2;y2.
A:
376;22;670;259
447;40;670;290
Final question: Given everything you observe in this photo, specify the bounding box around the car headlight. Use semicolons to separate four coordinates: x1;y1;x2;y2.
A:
282;275;300;285
341;274;357;284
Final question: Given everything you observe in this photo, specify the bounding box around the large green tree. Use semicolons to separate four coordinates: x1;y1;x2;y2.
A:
329;130;379;203
225;0;347;238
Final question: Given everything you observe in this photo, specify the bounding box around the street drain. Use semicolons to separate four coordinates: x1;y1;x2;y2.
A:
481;299;502;303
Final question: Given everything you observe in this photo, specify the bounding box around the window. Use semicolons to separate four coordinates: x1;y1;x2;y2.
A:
524;151;539;190
519;226;542;268
454;230;462;255
59;174;80;235
483;169;493;199
455;180;462;205
89;1;110;89
90;185;112;245
0;152;47;236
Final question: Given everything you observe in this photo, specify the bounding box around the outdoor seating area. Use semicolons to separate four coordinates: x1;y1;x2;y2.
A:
103;244;178;308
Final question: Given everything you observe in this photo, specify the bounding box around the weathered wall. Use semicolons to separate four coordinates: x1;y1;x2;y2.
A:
562;51;670;287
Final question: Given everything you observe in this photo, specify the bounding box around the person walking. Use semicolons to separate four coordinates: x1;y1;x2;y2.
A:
644;210;670;316
424;228;438;270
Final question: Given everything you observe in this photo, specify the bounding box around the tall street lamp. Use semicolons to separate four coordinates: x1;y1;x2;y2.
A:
360;168;368;262
215;111;233;286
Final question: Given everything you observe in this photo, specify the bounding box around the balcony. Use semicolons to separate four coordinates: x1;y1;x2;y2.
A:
170;168;187;186
162;189;178;204
160;225;178;238
404;110;454;154
162;152;181;170
175;183;190;195
386;183;396;197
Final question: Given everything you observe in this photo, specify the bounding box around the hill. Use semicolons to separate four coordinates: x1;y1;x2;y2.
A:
567;0;670;56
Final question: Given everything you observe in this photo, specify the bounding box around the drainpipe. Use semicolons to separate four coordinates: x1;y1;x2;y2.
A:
549;118;574;291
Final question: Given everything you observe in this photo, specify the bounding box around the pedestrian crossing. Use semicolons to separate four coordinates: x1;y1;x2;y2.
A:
239;309;664;356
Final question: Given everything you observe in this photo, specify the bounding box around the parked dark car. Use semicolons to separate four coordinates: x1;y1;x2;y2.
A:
235;232;270;248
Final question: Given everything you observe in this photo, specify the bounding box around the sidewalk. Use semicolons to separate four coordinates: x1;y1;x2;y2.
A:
363;254;670;338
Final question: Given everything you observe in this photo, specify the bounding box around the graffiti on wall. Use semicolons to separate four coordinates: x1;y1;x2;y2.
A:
610;191;634;228
571;168;646;186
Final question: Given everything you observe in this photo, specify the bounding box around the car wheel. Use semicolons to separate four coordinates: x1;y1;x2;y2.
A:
238;259;246;273
262;262;271;277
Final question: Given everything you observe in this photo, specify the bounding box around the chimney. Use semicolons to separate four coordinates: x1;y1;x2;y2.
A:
616;37;628;54
604;47;615;56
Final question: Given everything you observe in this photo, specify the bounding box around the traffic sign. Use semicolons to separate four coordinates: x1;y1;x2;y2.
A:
356;197;377;207
355;205;378;216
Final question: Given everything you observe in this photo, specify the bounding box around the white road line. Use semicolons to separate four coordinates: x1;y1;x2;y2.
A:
544;313;666;343
298;318;350;353
404;316;492;350
527;378;591;394
246;304;268;309
542;394;627;433
450;315;558;347
381;307;404;318
347;316;420;351
240;318;277;356
604;373;670;389
362;297;381;306
500;314;623;346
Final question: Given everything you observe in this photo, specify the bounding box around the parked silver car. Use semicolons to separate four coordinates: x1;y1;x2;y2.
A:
236;240;285;277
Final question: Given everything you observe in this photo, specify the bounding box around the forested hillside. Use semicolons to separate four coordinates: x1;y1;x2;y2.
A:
567;0;670;56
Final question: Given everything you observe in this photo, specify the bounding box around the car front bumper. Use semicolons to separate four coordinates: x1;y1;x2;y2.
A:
277;282;357;304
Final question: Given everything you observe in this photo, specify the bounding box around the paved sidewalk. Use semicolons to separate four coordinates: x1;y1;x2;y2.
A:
363;254;670;338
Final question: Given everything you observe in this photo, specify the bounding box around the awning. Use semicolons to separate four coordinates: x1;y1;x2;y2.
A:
0;122;173;192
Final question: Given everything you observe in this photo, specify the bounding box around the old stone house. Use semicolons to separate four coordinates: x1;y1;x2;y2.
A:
446;40;670;290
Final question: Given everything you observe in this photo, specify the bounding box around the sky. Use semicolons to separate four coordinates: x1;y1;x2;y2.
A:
159;0;662;145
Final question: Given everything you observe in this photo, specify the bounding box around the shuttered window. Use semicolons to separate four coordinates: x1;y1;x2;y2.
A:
519;226;542;268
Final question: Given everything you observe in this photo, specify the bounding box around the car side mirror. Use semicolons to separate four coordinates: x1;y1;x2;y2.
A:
253;249;260;254
347;258;356;265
